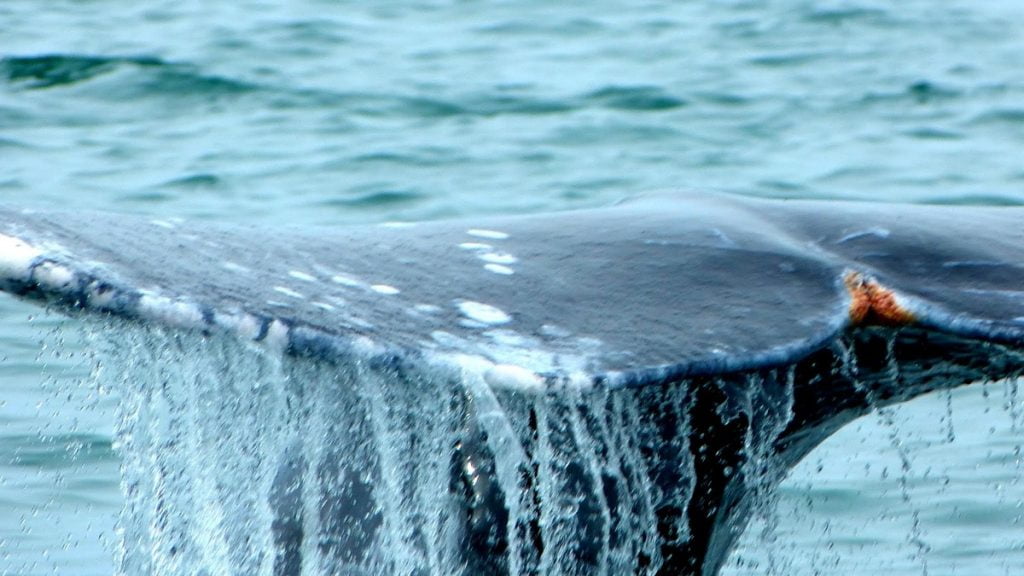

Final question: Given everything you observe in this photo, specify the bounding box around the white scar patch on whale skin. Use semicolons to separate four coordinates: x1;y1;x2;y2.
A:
466;229;509;240
273;286;304;299
0;233;43;279
347;316;375;330
484;364;544;393
430;330;459;346
478;252;517;265
484;264;514;275
288;270;317;282
331;273;364;288
459;242;493;251
371;284;400;295
312;302;336;311
32;262;75;290
137;295;205;329
214;312;263;341
540;324;573;339
456;300;511;326
324;295;348;308
222;261;251;274
150;219;176;230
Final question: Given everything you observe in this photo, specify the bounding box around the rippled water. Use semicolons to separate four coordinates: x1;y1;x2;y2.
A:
2;0;1024;574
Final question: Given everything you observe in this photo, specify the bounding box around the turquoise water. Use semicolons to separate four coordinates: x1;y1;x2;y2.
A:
1;0;1024;574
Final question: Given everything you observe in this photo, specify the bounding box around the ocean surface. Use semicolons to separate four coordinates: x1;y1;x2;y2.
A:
2;1;1024;574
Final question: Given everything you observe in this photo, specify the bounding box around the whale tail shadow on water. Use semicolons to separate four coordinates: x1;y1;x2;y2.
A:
1;191;1023;575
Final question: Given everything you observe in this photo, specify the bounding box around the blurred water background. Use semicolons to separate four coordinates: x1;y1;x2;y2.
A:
1;1;1023;574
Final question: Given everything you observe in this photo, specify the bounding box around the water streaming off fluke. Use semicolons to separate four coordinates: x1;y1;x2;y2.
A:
95;323;797;576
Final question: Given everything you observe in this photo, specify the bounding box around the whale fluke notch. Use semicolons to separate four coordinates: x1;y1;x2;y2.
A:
1;192;1023;575
844;272;917;326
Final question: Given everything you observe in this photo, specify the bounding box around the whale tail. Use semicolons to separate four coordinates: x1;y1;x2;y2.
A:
2;193;1023;574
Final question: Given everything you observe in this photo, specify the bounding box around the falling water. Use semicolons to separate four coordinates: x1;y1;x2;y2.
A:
84;319;800;576
830;335;933;576
724;331;1024;576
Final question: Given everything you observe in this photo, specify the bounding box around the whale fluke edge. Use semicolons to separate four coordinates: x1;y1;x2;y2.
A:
1;191;1023;575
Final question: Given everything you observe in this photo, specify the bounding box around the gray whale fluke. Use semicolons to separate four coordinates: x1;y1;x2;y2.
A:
1;191;1023;575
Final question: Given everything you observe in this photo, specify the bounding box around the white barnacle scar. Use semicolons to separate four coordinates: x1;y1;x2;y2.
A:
456;300;511;326
484;364;544;393
466;228;510;240
0;233;43;279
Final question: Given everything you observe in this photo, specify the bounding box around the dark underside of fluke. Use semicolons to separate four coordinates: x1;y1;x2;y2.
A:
1;192;1024;575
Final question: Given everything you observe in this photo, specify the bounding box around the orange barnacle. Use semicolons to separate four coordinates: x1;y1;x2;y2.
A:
844;271;916;326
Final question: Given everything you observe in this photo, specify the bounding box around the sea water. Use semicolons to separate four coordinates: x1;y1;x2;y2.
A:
2;0;1024;574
